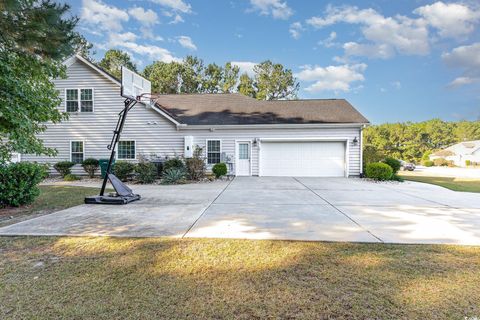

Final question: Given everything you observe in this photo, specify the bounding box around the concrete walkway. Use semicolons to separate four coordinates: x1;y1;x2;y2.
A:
0;177;479;245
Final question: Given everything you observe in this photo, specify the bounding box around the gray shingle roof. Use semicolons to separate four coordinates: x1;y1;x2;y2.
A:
151;93;369;125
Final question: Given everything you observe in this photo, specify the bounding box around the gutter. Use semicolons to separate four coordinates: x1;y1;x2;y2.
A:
177;123;370;130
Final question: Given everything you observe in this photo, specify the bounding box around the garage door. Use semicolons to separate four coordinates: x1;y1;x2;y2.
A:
260;141;346;177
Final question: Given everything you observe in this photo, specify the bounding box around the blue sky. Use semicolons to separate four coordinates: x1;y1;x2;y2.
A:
72;0;480;124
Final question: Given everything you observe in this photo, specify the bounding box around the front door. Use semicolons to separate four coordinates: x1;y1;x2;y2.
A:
236;142;251;176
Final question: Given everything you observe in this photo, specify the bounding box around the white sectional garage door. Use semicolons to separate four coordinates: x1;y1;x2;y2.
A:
259;141;346;177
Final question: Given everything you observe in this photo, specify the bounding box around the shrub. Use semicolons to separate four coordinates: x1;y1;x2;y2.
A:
423;160;434;167
54;161;75;177
113;161;135;181
162;168;186;184
365;162;393;181
362;145;384;171
447;160;455;167
136;160;157;184
163;157;185;172
212;162;227;178
64;173;80;181
433;158;448;167
0;162;47;207
465;160;471;167
81;158;99;178
185;146;205;181
421;151;432;161
383;157;401;174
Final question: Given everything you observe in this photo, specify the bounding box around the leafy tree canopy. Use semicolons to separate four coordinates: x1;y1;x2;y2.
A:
142;57;299;100
363;119;480;163
0;0;81;163
98;49;137;79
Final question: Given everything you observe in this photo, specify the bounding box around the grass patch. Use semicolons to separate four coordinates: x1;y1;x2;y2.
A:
1;236;479;319
0;186;101;226
399;175;480;193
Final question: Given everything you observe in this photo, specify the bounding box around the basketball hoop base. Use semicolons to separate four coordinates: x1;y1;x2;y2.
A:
85;194;141;205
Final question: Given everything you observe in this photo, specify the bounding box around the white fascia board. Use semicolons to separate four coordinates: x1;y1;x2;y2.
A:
178;123;368;130
259;137;350;142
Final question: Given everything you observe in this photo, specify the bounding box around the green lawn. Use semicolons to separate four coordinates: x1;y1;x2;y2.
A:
399;175;480;193
0;185;101;227
0;236;479;319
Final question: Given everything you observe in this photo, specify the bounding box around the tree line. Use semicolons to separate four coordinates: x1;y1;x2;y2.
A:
97;49;299;100
363;119;480;163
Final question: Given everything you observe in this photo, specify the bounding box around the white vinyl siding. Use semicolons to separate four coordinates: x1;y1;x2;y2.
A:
22;57;363;177
118;141;136;160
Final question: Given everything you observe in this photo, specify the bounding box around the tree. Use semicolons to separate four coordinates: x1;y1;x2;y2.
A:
73;34;95;60
143;61;182;94
253;60;299;100
0;0;81;163
237;73;256;98
98;49;136;79
180;56;203;93
202;63;222;93
221;62;240;93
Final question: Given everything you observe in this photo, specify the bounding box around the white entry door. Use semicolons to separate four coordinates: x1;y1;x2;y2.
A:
236;141;251;176
260;141;346;177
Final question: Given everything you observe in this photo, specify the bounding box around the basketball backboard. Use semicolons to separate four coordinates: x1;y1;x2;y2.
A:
121;66;151;105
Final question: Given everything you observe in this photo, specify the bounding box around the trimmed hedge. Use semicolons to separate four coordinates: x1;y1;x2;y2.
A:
423;160;434;167
54;161;75;177
383;157;401;174
113;161;135;181
82;158;99;178
0;162;47;207
163;158;185;172
365;162;393;181
136;161;157;184
212;163;227;178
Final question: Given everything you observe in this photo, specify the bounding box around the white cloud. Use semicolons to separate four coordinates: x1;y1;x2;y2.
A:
442;42;480;87
128;7;159;27
343;42;394;59
177;36;197;50
107;32;179;62
289;22;304;39
442;43;480;69
169;14;184;24
295;63;367;93
81;0;129;32
448;76;479;87
414;1;480;38
148;0;191;13
391;81;401;89
249;0;293;20
231;61;257;76
306;5;430;58
318;31;337;48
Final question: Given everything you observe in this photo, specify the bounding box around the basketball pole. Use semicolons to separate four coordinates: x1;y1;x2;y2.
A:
99;97;137;196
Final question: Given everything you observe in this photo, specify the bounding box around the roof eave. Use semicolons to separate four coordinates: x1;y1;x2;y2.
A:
178;122;369;130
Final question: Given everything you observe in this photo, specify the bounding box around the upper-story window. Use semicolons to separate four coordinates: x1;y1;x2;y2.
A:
65;88;93;112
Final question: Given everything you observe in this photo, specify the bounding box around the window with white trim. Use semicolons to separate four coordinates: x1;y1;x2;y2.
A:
207;140;221;164
71;141;84;164
118;141;136;160
65;88;93;112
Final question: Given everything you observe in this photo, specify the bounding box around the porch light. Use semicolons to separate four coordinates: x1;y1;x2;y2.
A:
353;137;358;145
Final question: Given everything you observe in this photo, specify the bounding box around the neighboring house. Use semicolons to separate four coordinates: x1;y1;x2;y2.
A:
21;55;369;177
430;140;480;167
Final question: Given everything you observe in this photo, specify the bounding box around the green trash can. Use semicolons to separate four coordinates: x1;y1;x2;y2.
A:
99;159;115;178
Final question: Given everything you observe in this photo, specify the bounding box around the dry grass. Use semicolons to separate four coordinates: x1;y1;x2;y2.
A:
1;236;479;319
0;186;104;227
399;175;480;193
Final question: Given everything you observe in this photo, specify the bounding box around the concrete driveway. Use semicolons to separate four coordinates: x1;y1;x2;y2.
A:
0;177;479;245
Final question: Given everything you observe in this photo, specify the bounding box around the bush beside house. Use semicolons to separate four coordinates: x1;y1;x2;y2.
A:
53;161;74;177
365;163;393;181
81;158;99;178
0;162;47;207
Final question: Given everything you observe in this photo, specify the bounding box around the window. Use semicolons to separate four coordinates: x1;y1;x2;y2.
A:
118;141;136;160
65;88;93;112
66;89;78;112
207;140;221;164
239;143;249;160
71;141;84;164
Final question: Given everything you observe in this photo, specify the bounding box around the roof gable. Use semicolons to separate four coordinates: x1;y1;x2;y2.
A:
64;55;121;86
